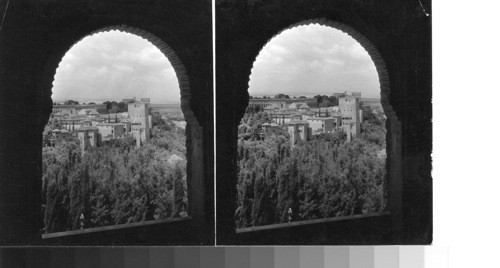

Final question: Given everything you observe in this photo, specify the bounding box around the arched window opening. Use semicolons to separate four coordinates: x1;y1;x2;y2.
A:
41;29;190;236
236;23;392;231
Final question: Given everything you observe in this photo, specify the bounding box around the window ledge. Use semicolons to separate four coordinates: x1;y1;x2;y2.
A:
236;211;389;234
42;216;191;239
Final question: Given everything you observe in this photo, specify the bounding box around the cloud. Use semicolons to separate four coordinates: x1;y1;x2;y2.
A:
52;30;180;104
249;24;380;98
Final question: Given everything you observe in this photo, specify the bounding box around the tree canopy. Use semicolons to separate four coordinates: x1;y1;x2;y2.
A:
64;100;79;105
235;106;387;228
41;119;187;233
274;93;290;99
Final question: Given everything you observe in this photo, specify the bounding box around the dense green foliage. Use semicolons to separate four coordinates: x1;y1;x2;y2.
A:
274;93;290;99
313;95;339;107
235;107;387;228
97;101;129;113
41;120;187;233
64;100;79;105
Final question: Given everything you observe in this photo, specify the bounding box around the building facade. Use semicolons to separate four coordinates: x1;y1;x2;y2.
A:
51;129;71;146
96;123;125;141
287;120;312;146
77;127;99;154
256;92;363;141
128;100;151;147
47;98;154;153
306;117;336;135
52;106;78;116
339;94;361;138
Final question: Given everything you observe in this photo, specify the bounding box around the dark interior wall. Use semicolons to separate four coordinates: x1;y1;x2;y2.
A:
216;0;432;244
0;0;213;245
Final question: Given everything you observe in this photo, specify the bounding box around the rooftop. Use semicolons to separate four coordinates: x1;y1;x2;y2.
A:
340;95;356;100
96;123;124;126
99;113;124;118
77;127;98;131
307;117;336;120
287;120;309;125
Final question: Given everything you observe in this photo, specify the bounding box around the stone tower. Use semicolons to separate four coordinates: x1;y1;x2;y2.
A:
128;100;151;146
287;120;311;147
77;127;99;154
339;93;361;139
352;92;362;102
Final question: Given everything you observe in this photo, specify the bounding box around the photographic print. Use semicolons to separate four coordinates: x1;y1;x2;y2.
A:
0;0;213;245
235;25;388;230
1;0;431;247
216;0;432;245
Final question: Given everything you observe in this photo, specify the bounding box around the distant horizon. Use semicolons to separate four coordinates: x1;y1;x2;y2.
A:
249;94;381;100
52;98;181;105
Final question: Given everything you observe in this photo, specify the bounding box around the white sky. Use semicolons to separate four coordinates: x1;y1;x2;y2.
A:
249;24;380;99
51;30;180;104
